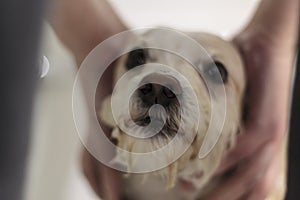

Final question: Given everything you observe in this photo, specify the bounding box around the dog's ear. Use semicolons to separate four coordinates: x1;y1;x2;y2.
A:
98;95;116;127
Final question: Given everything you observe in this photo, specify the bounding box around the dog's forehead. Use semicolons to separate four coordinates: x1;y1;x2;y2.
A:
136;31;243;66
138;31;209;63
141;31;191;50
125;32;207;76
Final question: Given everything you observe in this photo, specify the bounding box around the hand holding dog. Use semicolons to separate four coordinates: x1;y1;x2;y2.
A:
204;0;299;199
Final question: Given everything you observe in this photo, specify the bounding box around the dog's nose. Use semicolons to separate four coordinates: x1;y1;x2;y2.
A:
138;74;181;107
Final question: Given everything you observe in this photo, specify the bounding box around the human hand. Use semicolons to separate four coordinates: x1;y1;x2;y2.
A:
203;0;299;199
80;62;123;200
48;0;127;198
82;148;121;200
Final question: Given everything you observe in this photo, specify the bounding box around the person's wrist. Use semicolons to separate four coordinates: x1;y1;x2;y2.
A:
74;24;128;65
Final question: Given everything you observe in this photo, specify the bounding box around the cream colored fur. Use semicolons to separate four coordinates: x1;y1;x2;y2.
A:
99;30;286;200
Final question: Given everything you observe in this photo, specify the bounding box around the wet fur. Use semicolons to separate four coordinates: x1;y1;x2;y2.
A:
99;30;285;200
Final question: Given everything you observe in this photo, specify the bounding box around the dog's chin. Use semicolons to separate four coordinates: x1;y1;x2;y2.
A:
119;110;200;189
111;88;206;189
128;91;198;134
129;109;180;139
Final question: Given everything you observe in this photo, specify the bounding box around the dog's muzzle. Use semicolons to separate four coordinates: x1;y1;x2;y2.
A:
112;65;199;140
129;73;182;136
138;73;182;107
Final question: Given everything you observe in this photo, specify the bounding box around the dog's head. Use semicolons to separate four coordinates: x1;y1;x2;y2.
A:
99;29;245;191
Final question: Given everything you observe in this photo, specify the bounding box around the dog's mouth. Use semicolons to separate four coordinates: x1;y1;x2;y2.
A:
130;105;180;138
134;116;151;126
134;115;166;127
134;115;169;136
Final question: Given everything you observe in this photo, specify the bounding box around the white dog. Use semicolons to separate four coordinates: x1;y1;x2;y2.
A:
99;29;285;200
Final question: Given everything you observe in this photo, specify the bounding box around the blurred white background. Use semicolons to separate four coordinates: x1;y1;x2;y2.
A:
25;1;260;200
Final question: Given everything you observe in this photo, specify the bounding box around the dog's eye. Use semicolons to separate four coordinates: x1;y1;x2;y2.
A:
204;61;228;84
126;48;147;69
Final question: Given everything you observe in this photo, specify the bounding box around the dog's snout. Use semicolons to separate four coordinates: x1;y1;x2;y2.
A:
139;83;175;98
139;83;153;95
138;74;181;107
139;83;175;106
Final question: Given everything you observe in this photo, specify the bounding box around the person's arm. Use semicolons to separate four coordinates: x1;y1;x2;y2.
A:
48;1;126;199
49;0;127;64
205;0;299;199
